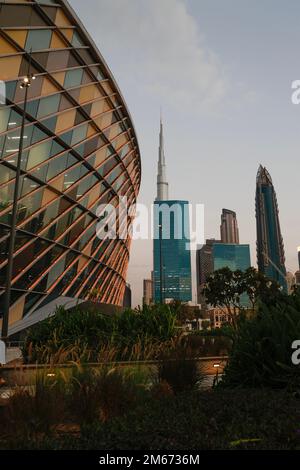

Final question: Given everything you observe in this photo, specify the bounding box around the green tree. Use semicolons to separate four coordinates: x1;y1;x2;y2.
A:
203;267;282;328
203;268;245;327
242;267;282;311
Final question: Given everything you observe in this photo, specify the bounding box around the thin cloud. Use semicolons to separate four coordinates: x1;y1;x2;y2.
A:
70;0;228;112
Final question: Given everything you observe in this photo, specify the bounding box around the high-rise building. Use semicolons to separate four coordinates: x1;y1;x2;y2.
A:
153;200;192;302
196;238;221;306
143;279;153;305
220;209;239;244
213;243;251;272
255;166;287;291
152;119;191;303
0;0;141;332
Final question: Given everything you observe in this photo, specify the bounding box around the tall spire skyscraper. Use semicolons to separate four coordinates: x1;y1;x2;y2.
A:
255;165;287;291
153;116;192;303
156;117;169;201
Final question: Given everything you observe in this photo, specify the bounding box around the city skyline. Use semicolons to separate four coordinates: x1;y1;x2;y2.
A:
0;1;299;456
69;0;300;306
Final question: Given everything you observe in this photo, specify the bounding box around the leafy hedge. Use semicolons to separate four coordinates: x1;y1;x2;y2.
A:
220;290;300;388
1;388;299;450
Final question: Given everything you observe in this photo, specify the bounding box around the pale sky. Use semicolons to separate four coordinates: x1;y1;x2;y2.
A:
70;0;300;306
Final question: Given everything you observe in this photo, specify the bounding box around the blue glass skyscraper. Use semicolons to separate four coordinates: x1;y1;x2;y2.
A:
153;200;192;302
153;119;192;303
255;166;287;291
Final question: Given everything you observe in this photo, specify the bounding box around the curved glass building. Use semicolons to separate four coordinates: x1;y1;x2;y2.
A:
0;0;141;330
255;165;287;291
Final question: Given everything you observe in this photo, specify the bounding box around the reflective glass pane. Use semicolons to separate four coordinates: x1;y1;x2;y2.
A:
27;141;52;169
64;68;83;88
38;94;61;118
25;30;52;52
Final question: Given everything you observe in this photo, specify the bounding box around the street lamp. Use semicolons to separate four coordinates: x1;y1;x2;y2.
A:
1;62;35;342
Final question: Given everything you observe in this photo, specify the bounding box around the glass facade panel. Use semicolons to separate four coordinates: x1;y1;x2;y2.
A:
38;94;61;118
27;141;52;169
25;29;52;51
64;68;83;88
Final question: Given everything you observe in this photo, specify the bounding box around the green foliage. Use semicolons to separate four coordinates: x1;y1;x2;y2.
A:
203;267;283;327
1;388;299;450
0;364;150;446
0;372;65;442
204;267;245;312
22;304;178;364
77;388;300;450
157;349;203;394
220;290;300;388
67;365;145;425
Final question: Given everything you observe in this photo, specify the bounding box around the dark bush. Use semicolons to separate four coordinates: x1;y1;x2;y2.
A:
2;388;299;450
220;290;300;389
158;345;203;394
1;373;66;441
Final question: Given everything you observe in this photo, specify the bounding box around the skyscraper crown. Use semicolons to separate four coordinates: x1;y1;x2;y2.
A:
257;165;273;185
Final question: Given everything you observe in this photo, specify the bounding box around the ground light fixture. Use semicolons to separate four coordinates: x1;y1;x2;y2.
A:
213;363;220;386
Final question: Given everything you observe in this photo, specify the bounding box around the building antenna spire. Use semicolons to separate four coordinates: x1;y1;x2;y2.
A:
156;110;169;201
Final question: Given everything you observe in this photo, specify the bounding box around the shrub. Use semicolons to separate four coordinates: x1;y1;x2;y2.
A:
1;372;66;442
67;365;102;426
67;365;148;425
220;290;300;389
157;345;204;394
4;388;299;450
80;388;300;450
